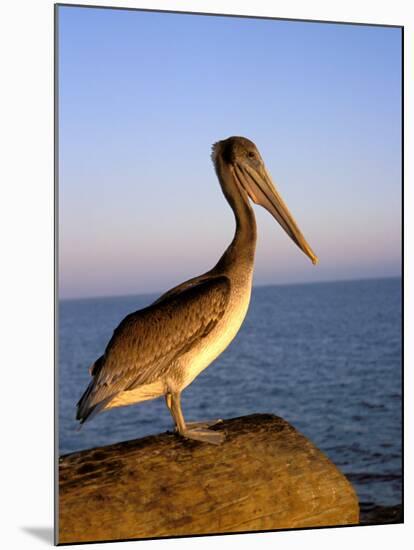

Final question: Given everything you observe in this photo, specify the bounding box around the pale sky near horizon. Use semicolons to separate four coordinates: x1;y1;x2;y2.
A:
58;6;402;300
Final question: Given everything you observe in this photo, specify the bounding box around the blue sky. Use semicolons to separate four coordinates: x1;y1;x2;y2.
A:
58;6;402;299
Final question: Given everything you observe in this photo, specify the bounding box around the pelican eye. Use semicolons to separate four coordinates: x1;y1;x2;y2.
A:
247;151;256;159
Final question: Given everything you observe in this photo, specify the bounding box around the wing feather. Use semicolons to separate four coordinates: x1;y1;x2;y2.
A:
76;276;230;423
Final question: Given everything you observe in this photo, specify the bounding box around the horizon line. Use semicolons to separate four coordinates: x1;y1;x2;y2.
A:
59;273;402;303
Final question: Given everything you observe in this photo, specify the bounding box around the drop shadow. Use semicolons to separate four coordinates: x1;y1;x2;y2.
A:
21;526;54;545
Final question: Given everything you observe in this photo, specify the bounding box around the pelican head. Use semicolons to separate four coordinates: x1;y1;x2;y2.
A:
212;136;318;265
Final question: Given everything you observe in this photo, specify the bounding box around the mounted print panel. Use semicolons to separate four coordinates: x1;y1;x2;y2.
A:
55;4;403;545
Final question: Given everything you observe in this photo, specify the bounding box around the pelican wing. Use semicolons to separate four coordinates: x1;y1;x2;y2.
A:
76;276;230;423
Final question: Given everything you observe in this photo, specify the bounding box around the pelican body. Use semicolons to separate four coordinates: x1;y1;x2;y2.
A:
76;137;318;444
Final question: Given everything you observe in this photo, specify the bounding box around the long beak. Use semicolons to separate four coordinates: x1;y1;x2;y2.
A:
235;162;318;265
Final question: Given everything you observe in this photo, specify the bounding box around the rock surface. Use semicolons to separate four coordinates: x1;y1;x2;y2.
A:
58;414;359;544
359;502;403;525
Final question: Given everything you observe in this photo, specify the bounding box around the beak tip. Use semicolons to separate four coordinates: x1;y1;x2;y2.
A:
311;256;319;266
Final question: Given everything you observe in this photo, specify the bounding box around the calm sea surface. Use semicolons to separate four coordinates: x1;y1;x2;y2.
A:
59;277;402;508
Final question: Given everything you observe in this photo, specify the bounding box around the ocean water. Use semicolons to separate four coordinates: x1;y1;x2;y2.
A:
58;277;402;508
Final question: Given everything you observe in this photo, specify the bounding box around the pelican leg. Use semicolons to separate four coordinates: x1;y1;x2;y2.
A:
165;393;172;412
167;392;225;445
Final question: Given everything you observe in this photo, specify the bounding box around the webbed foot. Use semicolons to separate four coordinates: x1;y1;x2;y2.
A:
186;418;223;430
181;428;225;445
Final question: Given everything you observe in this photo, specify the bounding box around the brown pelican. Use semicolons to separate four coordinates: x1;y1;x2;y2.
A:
76;136;318;444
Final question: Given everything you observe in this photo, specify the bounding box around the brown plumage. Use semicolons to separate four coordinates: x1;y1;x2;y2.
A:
77;277;230;423
76;136;318;445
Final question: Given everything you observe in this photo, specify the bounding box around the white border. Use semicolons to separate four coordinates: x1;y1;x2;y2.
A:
0;1;411;548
